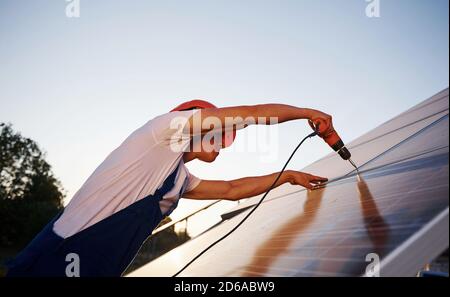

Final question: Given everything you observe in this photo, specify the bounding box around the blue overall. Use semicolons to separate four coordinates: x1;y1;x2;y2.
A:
6;165;180;277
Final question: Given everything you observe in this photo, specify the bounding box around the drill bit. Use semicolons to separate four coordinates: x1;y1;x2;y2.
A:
348;158;359;172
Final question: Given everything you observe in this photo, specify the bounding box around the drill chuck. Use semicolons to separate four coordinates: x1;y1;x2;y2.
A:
331;139;352;160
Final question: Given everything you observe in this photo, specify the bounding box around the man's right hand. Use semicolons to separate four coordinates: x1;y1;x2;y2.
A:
305;109;333;136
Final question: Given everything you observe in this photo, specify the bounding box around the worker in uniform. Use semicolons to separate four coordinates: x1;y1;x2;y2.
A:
6;100;330;276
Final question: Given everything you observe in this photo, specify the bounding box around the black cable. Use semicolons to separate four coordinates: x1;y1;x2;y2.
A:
172;131;318;277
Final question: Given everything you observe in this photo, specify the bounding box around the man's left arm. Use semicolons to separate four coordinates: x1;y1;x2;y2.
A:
183;171;327;201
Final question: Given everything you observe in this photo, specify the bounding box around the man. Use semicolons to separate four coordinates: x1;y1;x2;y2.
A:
7;100;330;277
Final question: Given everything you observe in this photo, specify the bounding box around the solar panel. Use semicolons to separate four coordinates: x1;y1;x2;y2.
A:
128;88;449;277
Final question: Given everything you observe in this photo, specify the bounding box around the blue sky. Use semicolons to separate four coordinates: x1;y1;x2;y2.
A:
0;0;448;219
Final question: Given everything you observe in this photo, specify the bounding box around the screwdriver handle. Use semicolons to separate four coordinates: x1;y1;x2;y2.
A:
308;118;341;147
308;118;352;160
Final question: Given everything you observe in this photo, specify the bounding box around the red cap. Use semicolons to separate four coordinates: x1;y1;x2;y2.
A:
170;99;236;148
170;99;217;112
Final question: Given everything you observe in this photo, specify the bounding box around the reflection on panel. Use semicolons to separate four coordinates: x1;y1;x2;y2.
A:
129;89;449;277
182;155;447;277
130;153;448;276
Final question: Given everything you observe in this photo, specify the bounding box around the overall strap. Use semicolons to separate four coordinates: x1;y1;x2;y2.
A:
153;163;180;199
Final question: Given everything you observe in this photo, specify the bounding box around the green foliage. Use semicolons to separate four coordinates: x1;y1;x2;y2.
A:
0;123;64;249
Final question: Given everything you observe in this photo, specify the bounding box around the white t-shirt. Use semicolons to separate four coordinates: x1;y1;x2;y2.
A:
53;110;202;238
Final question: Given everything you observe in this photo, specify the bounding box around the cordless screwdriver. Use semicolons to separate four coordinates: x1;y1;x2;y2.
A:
309;119;358;171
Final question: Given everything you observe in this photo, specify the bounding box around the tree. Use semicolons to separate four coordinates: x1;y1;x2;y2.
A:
0;123;65;249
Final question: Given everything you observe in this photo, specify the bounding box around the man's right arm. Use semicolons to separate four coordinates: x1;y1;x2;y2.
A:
185;104;332;135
